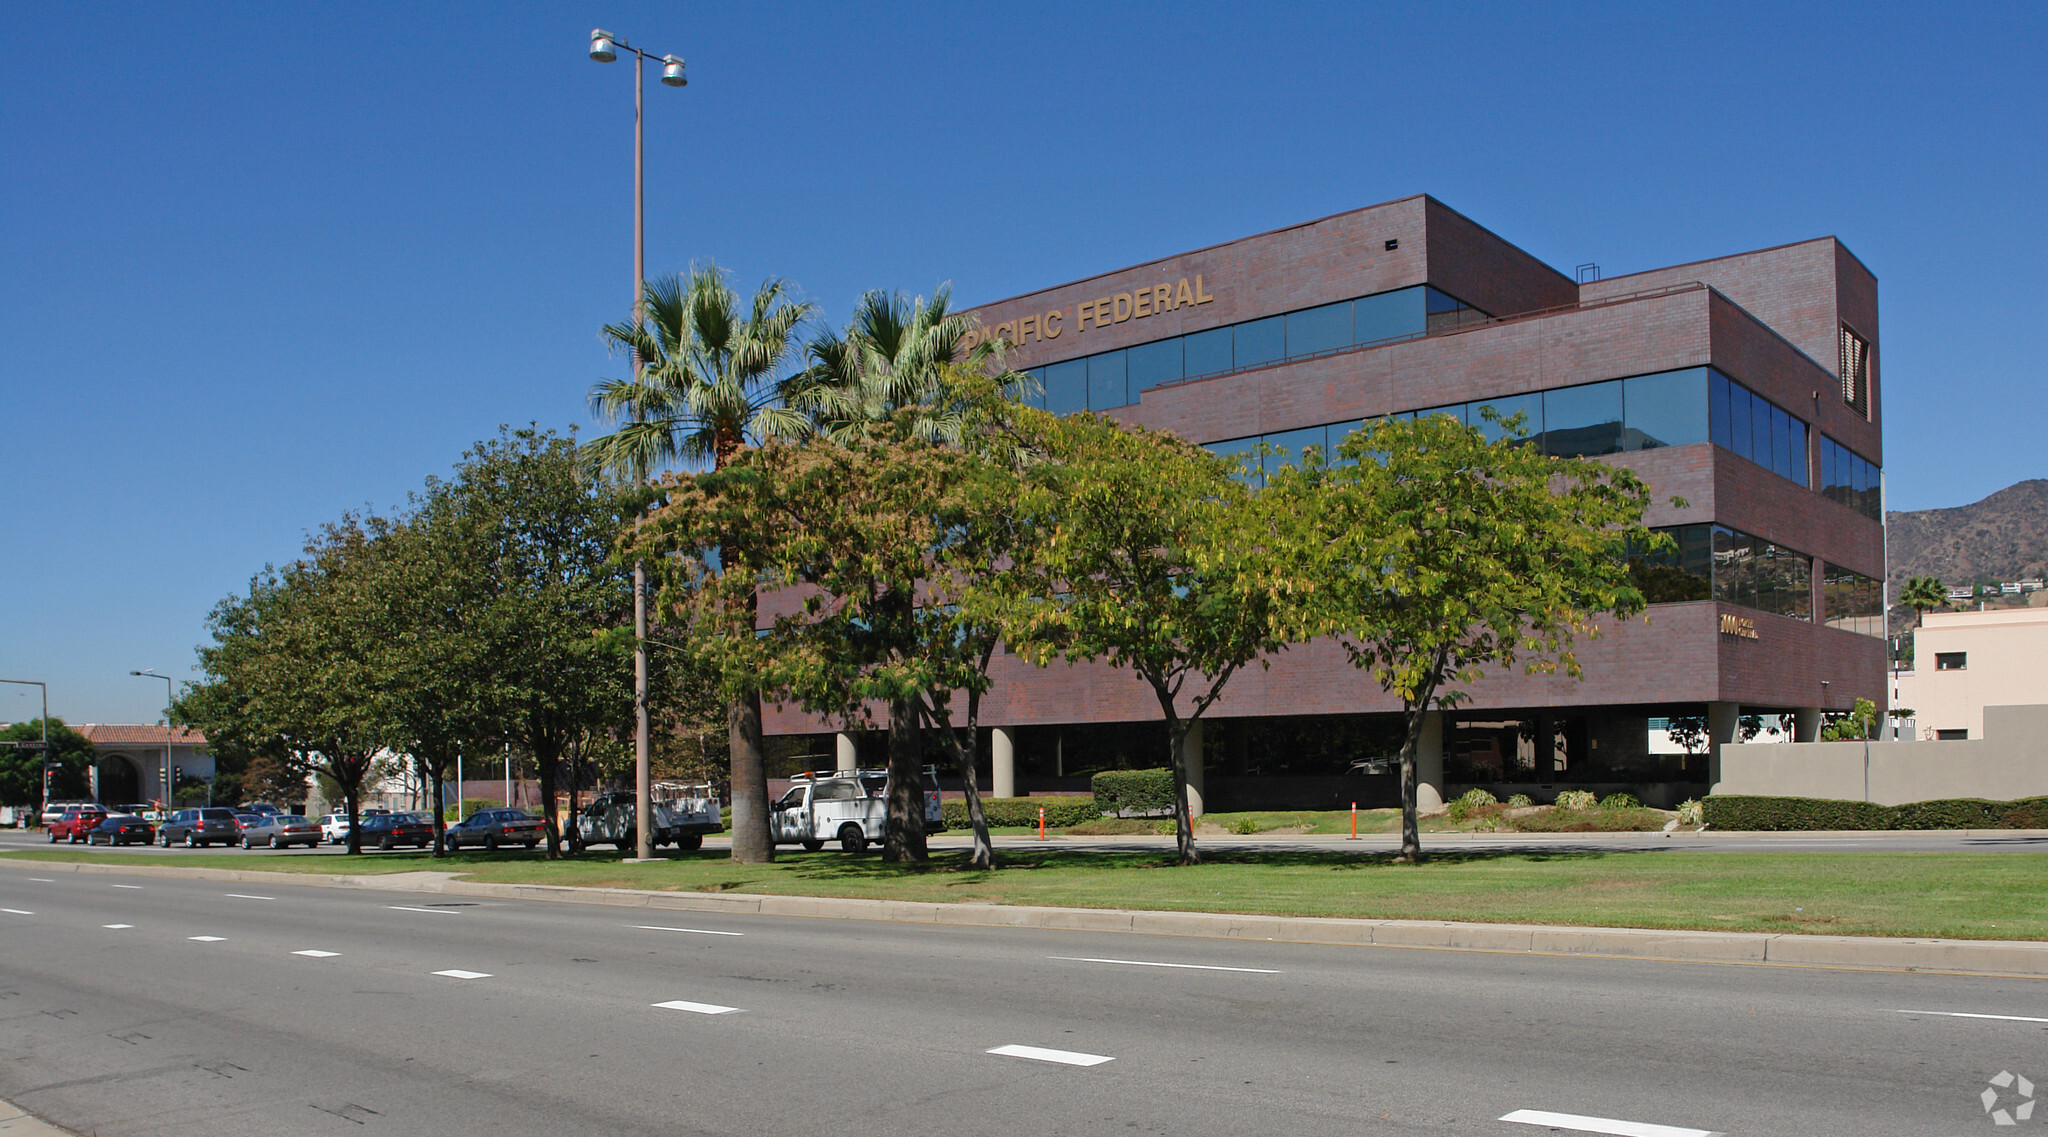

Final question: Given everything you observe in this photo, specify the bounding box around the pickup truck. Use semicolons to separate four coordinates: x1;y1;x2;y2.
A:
576;782;724;851
769;767;944;854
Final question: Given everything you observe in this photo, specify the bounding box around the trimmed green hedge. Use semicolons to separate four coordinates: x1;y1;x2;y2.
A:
1091;769;1177;816
942;797;1101;828
1704;795;2048;831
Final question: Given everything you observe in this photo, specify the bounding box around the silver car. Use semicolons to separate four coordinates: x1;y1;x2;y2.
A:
238;814;322;849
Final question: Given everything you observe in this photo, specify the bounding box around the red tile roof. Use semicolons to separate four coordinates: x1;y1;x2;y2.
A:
79;725;208;746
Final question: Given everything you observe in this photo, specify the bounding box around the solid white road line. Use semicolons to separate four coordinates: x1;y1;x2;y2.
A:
388;905;453;914
103;924;134;929
1049;955;1280;974
2;909;33;915
1897;1009;2048;1024
27;878;53;882
225;893;274;901
1499;1109;1720;1137
986;1044;1115;1067
631;925;745;937
293;950;340;957
432;969;491;980
110;884;144;889
189;936;226;942
653;1000;742;1015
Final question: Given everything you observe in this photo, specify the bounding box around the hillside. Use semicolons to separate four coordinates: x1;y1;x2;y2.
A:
1887;478;2048;604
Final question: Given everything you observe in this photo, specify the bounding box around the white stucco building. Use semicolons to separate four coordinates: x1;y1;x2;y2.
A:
1891;608;2048;740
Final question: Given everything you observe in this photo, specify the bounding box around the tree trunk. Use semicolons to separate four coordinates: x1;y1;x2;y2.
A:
727;690;774;863
882;698;927;863
422;754;446;858
922;694;992;870
535;740;562;859
343;787;361;856
1148;682;1198;866
1395;700;1426;863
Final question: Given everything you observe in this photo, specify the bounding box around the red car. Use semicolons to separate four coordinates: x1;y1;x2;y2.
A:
48;805;108;844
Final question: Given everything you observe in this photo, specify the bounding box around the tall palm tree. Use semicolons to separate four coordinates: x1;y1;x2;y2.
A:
1901;575;1947;628
584;262;814;865
797;286;1031;447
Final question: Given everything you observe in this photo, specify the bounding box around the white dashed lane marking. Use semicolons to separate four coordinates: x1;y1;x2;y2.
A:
432;970;491;980
986;1044;1115;1067
3;909;33;916
631;925;745;937
293;950;340;958
103;924;134;929
110;884;143;889
1499;1109;1721;1137
1049;955;1280;974
1897;1009;2048;1024
389;906;454;915
27;878;53;882
189;936;226;942
225;894;274;901
653;1000;742;1015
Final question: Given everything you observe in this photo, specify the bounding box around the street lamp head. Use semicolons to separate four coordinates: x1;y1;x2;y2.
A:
129;670;145;677
660;54;687;86
589;29;618;62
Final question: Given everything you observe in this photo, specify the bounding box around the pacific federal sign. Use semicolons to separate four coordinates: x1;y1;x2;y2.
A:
961;274;1217;352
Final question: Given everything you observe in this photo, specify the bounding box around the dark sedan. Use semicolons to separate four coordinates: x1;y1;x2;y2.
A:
85;815;155;846
440;809;545;852
358;812;433;850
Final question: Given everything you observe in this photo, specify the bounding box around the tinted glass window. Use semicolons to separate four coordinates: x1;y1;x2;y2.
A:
1726;384;1754;464
1262;425;1328;480
1286;301;1352;356
1474;393;1541;444
1708;370;1732;450
200;808;234;820
1541;380;1624;457
1088;350;1127;411
1415;403;1468;425
1234;316;1285;370
1324;419;1364;465
1044;358;1088;416
1206;436;1263;486
1182;326;1233;377
1126;338;1182;390
1712;526;1755;610
1783;416;1807;486
1022;367;1048;411
1354;286;1428;345
1624;368;1709;450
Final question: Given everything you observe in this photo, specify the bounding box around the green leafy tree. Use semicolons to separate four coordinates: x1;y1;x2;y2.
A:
585;264;814;864
1822;696;1880;741
0;718;94;808
1269;411;1658;863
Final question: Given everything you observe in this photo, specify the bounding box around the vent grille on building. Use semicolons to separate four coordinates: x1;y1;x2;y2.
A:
1839;325;1870;417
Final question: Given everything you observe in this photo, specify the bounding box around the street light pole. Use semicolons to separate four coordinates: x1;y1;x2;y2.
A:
129;670;174;810
590;29;685;864
0;679;48;819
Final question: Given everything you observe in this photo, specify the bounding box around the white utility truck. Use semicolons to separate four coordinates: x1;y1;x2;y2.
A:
769;767;944;853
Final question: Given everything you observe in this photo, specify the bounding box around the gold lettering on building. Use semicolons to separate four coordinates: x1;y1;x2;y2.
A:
1175;278;1195;308
1042;309;1062;338
960;274;1222;351
1112;293;1133;323
1718;613;1759;640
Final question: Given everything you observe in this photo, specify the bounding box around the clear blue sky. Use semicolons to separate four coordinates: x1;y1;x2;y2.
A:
4;2;2043;724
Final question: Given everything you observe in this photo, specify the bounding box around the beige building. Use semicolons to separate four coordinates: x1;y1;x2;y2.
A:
1892;608;2048;741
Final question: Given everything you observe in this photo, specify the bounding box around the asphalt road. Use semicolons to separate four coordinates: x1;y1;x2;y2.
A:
4;866;2047;1136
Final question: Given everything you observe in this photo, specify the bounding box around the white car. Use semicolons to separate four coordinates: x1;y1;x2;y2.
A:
319;808;390;844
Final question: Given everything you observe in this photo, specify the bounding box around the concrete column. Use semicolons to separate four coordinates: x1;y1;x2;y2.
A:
1792;707;1822;744
1415;710;1446;814
1706;701;1741;790
1182;718;1205;818
991;727;1016;799
834;732;858;773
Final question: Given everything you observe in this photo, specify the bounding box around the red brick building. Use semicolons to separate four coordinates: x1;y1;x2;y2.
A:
766;195;1887;810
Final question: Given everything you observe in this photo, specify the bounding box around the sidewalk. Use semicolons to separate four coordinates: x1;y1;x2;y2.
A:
0;1099;70;1135
10;856;2048;979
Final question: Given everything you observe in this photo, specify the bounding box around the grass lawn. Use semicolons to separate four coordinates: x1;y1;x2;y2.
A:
8;845;2044;940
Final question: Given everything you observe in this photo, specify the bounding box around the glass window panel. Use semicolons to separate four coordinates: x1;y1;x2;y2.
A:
1087;350;1127;411
1325;419;1364;465
1024;367;1049;411
1415;403;1468;424
1629;523;1712;603
1474;393;1542;444
1772;406;1794;481
1540;380;1624;457
1286;301;1352;357
1712;526;1755;610
1234;315;1285;370
1821;437;1838;496
1785;417;1808;487
1182;326;1233;378
1044;358;1088;416
1727;384;1754;464
1127;337;1183;390
1263;425;1328;480
1205;435;1263;487
1709;370;1732;450
1354;286;1428;345
1625;368;1710;450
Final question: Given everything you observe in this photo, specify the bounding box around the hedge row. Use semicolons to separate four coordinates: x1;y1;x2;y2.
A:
1091;768;1178;816
941;797;1101;828
1704;795;2048;831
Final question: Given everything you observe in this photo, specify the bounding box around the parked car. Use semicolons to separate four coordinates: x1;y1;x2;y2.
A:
86;815;155;846
576;783;724;851
47;805;108;843
441;808;544;852
238;802;284;817
40;800;95;829
318;813;350;844
358;812;433;850
233;813;265;835
157;807;241;847
238;814;321;850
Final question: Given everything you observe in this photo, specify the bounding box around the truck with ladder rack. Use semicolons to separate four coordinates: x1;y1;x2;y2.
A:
768;767;944;853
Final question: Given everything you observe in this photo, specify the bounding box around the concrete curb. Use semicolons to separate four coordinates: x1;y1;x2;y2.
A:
0;1098;73;1135
8;856;2047;978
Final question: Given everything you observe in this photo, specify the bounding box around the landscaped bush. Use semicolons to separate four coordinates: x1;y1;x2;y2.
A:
1091;769;1177;816
1506;794;1533;808
1510;806;1667;833
1696;795;2048;831
1676;799;1705;826
1444;787;1498;822
1554;789;1598;810
941;797;1099;829
1227;816;1261;834
1598;792;1641;810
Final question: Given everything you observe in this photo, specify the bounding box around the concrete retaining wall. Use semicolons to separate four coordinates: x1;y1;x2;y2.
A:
1713;703;2048;805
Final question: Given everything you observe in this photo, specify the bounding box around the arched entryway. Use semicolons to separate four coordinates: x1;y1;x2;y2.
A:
98;754;141;805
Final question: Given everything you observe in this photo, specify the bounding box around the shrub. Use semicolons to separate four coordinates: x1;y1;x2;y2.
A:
1444;787;1498;823
1554;789;1598;810
941;797;1099;829
1227;816;1261;835
1091;769;1178;816
1066;818;1159;835
1598;792;1640;810
1511;806;1667;833
1506;794;1533;808
1676;798;1705;826
1702;795;1896;831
